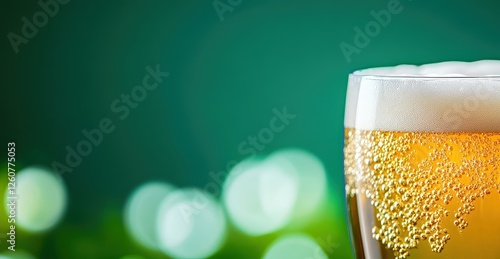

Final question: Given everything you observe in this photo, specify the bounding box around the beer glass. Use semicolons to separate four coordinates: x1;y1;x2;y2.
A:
344;62;500;259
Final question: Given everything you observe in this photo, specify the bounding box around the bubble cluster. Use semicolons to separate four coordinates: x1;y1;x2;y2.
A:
345;129;500;258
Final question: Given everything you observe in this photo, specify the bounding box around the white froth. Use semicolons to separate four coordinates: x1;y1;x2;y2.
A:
345;60;500;132
354;60;500;77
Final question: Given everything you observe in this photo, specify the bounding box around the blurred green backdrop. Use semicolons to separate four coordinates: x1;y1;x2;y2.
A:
2;0;500;258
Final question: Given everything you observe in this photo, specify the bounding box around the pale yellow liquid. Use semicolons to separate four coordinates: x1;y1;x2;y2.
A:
345;129;500;259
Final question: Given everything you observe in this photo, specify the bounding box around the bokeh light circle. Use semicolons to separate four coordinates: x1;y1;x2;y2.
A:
119;255;146;259
5;167;67;233
0;250;35;259
223;158;299;236
124;182;176;250
157;188;226;259
267;148;327;220
263;233;328;259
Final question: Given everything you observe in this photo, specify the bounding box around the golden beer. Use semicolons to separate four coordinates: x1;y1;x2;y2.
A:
344;61;500;258
345;129;500;258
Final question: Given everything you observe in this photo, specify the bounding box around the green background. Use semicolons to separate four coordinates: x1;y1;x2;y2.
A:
2;0;500;258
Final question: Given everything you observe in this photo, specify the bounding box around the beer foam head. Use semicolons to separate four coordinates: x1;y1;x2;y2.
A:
354;60;500;77
345;60;500;132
